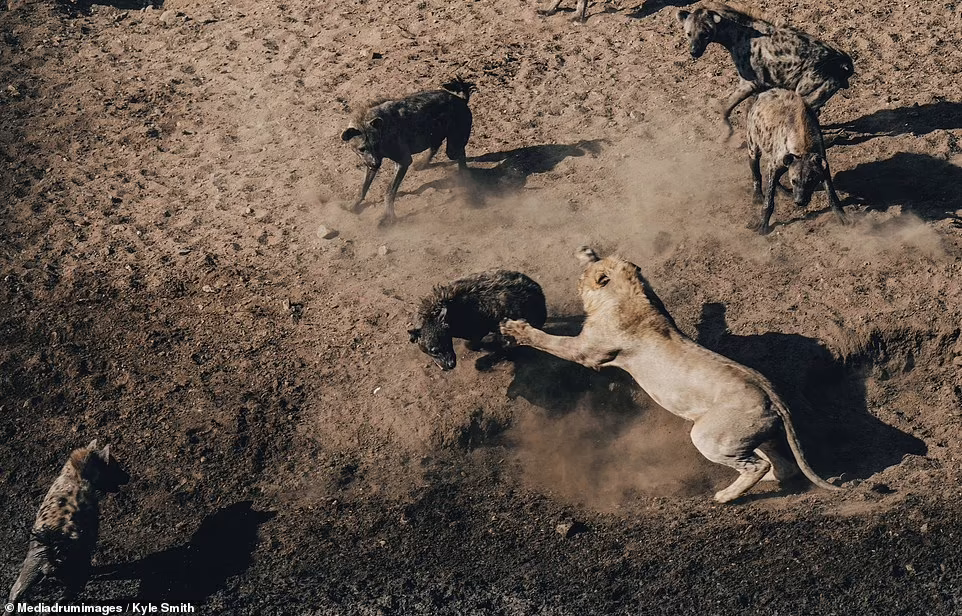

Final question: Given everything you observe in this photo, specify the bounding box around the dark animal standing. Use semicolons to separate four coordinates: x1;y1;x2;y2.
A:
746;88;847;234
676;3;854;138
340;77;475;226
409;270;547;371
8;440;129;604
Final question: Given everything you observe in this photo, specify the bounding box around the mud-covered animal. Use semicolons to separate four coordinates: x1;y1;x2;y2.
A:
676;2;854;138
500;247;841;503
539;0;589;22
8;440;130;603
409;270;547;371
746;88;847;234
340;77;475;226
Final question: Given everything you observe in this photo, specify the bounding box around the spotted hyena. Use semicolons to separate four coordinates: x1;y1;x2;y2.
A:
340;77;475;227
8;440;130;603
746;88;847;234
676;2;854;138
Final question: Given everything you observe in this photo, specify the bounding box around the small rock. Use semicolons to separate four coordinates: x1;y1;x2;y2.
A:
202;285;216;293
177;248;191;255
316;224;339;240
870;483;895;495
245;207;254;215
377;245;389;257
159;10;178;25
555;518;587;538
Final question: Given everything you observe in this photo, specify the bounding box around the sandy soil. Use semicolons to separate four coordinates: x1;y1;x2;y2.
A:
2;0;962;613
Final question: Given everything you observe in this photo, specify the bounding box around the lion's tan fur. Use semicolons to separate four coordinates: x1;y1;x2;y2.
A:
502;247;841;503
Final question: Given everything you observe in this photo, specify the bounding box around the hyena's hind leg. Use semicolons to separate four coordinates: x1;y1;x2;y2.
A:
8;541;47;603
414;143;442;171
538;0;564;16
574;0;588;21
748;145;764;205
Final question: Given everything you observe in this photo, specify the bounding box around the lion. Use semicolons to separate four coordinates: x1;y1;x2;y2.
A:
500;246;841;503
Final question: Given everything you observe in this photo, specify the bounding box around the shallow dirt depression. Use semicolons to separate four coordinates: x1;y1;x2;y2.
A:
3;0;962;614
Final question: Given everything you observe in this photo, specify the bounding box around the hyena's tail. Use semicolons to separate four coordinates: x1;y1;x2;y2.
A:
441;76;477;102
8;542;45;603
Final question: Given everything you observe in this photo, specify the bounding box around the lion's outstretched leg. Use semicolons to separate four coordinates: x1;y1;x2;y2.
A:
500;320;617;370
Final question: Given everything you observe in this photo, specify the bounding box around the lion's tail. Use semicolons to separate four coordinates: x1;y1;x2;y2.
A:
766;387;842;492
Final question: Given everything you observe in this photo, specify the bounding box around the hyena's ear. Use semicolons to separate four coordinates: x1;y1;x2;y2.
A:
341;127;362;141
710;11;722;24
676;9;690;22
576;246;600;265
367;117;383;130
100;444;111;464
87;439;99;451
408;328;421;343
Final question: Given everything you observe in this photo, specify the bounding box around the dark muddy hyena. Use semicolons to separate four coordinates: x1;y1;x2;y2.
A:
8;440;130;603
676;2;854;138
746;88;847;234
409;270;547;371
340;77;475;227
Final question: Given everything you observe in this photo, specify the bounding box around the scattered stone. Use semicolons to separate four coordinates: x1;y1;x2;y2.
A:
377;245;389;257
870;483;895;495
555;518;587;538
245;207;254;215
159;10;178;26
316;224;339;240
202;285;216;293
177;248;191;255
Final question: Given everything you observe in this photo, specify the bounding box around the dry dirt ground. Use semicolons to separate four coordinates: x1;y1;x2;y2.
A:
2;0;962;613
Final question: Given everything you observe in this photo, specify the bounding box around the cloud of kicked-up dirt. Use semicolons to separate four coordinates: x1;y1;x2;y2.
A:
508;397;723;512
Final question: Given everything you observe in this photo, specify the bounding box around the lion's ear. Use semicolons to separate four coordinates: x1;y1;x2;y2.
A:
595;272;609;287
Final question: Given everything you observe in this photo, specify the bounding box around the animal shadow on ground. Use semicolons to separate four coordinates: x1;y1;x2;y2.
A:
832;152;962;222
98;501;275;604
825;101;962;146
505;315;643;424
626;0;692;19
56;0;162;13
407;140;606;207
696;303;926;481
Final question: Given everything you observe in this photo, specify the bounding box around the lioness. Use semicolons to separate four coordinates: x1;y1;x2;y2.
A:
500;246;841;503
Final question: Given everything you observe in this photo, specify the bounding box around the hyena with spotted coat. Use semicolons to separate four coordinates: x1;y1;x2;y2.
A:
676;2;854;138
746;88;846;234
340;77;475;227
8;440;129;603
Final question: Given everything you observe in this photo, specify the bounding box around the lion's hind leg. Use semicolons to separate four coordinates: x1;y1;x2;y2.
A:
690;422;771;503
757;440;801;483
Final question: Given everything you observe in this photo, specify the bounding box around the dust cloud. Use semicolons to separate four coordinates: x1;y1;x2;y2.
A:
508;398;721;512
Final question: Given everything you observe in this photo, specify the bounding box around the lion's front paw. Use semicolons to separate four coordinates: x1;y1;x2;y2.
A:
499;319;532;346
